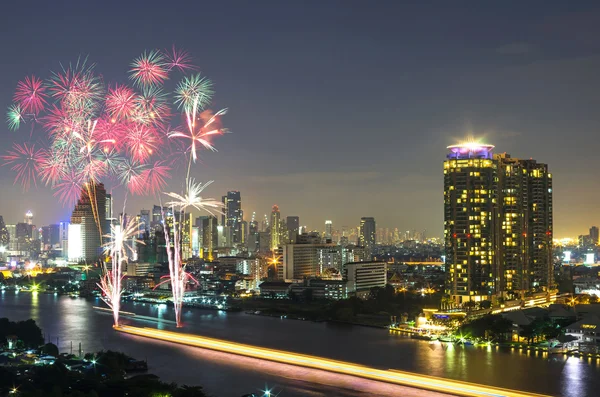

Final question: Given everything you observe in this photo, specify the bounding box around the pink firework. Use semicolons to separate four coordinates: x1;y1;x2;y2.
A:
139;160;171;195
53;170;85;206
14;76;48;115
105;85;138;120
39;149;67;186
129;50;168;87
48;62;103;114
125;124;160;163
2;143;44;190
164;46;197;72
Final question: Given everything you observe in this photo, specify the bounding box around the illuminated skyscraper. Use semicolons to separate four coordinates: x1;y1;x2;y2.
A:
359;217;376;255
325;220;333;241
0;216;8;247
444;142;553;305
270;205;281;250
70;182;107;262
25;210;33;225
222;191;243;245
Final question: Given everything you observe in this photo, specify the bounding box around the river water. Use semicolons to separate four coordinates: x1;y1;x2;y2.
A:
0;291;597;397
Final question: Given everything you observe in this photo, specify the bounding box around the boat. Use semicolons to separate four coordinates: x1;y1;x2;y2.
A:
411;333;433;341
438;335;455;343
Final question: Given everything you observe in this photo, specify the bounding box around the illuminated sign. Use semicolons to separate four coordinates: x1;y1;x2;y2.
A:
582;324;597;329
563;251;571;262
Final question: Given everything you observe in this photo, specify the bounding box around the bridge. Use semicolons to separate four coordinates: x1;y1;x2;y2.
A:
116;325;549;397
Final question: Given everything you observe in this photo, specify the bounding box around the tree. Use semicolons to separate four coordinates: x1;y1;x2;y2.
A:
480;301;492;310
41;342;59;357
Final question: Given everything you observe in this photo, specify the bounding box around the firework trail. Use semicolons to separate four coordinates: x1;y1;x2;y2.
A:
98;215;143;326
3;46;228;328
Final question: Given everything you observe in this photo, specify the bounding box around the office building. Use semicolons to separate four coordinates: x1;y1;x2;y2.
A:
0;216;8;247
138;210;150;237
201;215;218;260
280;242;337;280
222;191;243;245
286;216;299;244
359;217;376;255
325;220;333;241
70;182;107;262
345;261;387;299
270;205;281;250
443;142;553;304
590;226;599;246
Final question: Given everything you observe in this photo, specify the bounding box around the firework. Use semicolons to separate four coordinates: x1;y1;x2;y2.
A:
14;76;48;116
2;143;43;190
164;45;197;72
6;105;23;131
105;85;138;120
164;179;223;215
169;98;227;163
129;50;168;88
98;216;143;327
174;74;214;113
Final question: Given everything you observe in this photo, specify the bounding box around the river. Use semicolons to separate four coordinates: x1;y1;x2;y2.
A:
0;291;597;397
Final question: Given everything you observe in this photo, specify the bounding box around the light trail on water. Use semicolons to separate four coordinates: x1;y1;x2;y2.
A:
116;325;551;397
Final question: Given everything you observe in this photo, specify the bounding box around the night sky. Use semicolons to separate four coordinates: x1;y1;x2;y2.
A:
1;1;600;238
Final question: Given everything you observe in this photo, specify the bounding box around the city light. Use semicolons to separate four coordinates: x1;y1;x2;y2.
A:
116;325;550;397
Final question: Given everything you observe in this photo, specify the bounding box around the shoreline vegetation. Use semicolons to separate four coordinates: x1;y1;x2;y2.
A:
0;317;209;397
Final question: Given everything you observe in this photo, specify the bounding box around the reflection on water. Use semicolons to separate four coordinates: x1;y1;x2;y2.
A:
1;291;599;397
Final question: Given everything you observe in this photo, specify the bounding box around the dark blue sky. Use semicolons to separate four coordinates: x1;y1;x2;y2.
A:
1;1;600;237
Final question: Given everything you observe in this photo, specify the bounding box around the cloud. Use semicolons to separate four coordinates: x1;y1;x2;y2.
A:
495;42;532;55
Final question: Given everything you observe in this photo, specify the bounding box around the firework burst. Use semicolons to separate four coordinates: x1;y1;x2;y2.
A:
6;105;23;131
2;143;43;190
129;50;168;87
14;76;48;116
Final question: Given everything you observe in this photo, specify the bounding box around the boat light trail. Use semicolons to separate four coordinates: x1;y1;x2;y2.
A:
115;325;550;397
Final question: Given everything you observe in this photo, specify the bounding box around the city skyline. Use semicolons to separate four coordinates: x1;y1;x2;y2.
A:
2;2;600;237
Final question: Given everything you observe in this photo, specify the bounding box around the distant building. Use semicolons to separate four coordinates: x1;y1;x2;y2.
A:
325;220;333;241
0;216;8;248
222;191;243;245
286;216;299;244
359;217;376;255
590;226;599;246
280;242;337;280
444;142;553;304
200;215;218;260
270;205;281;250
345;261;387;299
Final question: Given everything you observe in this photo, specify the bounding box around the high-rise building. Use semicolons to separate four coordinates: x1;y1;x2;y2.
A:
270;205;281;250
0;216;9;248
325;220;333;241
138;210;150;237
590;226;599;245
222;191;243;245
70;182;107;262
359;217;376;254
443;142;553;305
25;210;33;225
200;215;218;260
286;216;299;244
